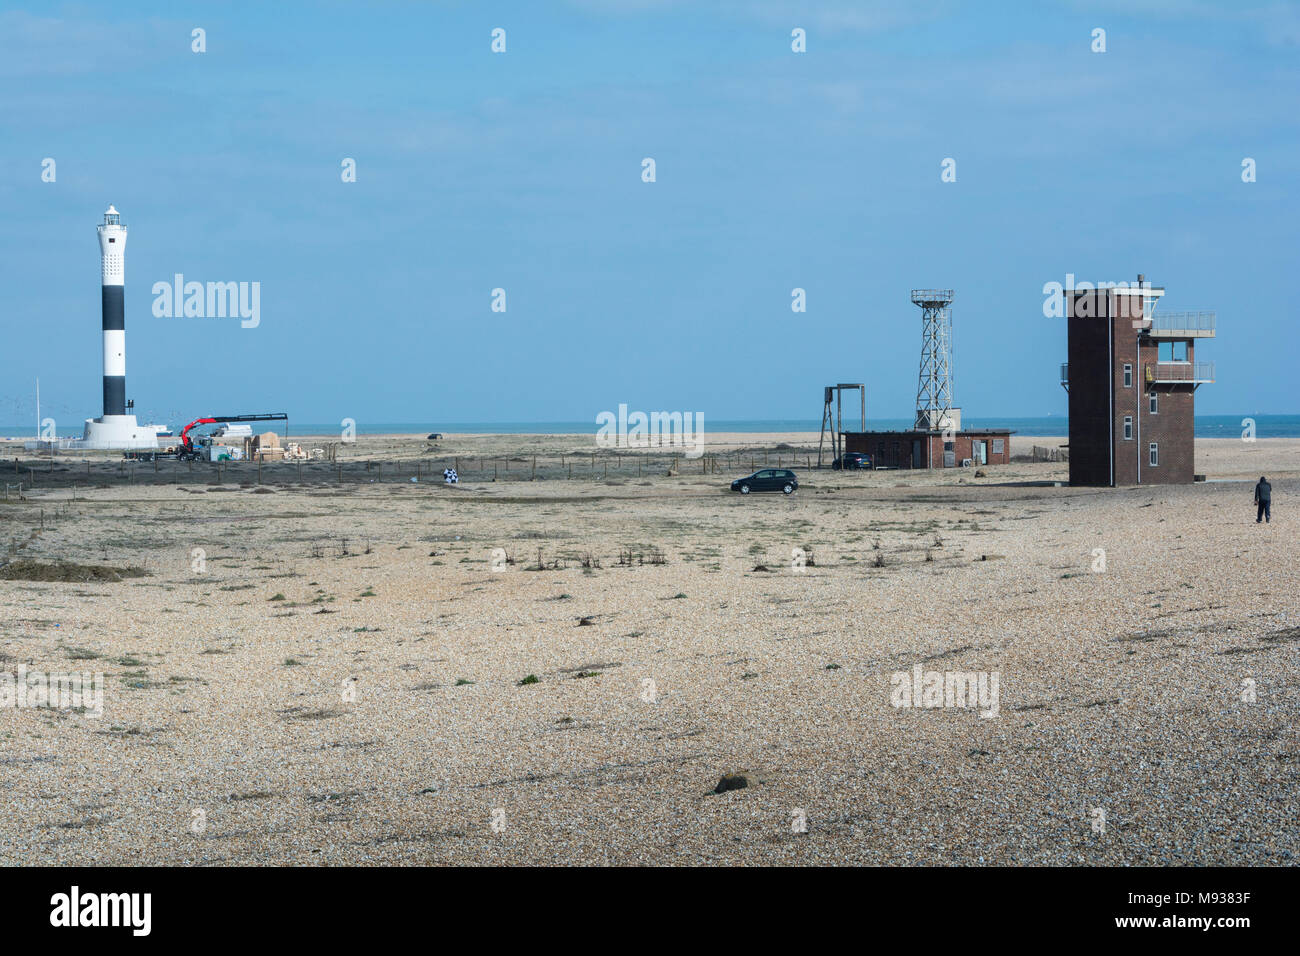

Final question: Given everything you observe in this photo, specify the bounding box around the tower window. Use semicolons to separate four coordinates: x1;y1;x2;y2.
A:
1123;364;1133;388
1123;416;1133;440
1149;442;1159;467
1149;392;1158;414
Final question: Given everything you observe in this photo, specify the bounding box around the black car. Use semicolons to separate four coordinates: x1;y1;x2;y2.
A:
730;469;798;495
831;452;872;470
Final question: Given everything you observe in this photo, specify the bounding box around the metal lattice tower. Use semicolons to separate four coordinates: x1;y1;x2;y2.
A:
911;289;955;431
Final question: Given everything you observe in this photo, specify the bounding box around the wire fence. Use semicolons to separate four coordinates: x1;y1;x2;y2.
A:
0;448;835;491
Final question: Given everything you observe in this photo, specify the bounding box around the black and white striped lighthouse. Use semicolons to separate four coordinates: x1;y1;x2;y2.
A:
97;205;127;416
81;205;154;449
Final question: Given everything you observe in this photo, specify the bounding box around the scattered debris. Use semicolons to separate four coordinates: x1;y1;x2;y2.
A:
713;772;750;794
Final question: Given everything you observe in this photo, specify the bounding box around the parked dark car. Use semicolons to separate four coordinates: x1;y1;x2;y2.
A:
730;469;798;495
831;452;873;470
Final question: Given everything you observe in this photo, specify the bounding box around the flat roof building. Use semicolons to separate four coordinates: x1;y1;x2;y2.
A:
1061;276;1214;486
844;427;1013;469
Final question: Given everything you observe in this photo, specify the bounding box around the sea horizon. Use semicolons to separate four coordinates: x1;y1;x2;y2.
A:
7;414;1295;440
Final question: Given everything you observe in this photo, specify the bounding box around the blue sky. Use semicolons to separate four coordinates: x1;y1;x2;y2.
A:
2;0;1297;430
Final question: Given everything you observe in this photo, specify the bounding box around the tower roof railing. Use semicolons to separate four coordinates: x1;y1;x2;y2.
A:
910;289;954;305
1149;311;1215;333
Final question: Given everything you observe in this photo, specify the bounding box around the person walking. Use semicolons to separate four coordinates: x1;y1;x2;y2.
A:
1255;476;1272;524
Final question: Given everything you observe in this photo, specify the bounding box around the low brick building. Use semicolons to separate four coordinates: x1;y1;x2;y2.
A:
844;428;1013;469
1062;277;1214;486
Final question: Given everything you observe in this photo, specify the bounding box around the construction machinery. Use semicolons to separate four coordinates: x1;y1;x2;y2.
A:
125;413;288;461
178;413;288;460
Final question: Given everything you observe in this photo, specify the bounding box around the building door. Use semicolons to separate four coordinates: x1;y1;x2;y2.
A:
911;439;922;468
974;440;987;465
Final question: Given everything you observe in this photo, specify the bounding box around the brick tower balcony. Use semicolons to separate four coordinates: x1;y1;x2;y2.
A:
1146;361;1215;385
1142;311;1216;338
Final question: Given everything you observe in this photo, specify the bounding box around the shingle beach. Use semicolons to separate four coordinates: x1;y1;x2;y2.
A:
1;434;1295;865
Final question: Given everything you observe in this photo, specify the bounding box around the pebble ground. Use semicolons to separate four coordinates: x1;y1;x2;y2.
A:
0;435;1295;865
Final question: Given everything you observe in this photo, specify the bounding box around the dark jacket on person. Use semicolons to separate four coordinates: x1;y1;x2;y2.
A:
1255;480;1271;503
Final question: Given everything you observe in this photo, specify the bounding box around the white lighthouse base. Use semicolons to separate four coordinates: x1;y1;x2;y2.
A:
80;415;158;450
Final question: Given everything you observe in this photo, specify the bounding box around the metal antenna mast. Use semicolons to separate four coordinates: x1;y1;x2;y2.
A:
911;289;955;431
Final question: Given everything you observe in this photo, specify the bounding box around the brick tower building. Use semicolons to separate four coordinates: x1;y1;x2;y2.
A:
1061;276;1215;486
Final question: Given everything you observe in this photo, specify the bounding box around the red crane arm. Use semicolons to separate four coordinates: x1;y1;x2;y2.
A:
179;417;217;449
